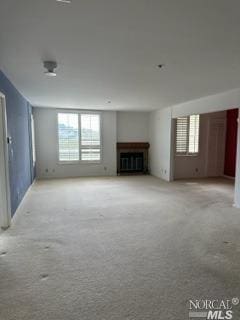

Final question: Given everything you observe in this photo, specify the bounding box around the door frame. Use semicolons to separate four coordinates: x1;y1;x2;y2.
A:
0;92;11;228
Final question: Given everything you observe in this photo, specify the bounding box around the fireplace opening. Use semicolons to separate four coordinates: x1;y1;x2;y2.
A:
117;142;149;175
120;152;144;172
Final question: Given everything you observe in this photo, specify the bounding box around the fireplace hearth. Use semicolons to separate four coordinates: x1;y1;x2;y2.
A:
117;142;150;174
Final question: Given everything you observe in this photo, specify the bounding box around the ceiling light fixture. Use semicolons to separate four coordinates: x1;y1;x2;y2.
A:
56;0;72;3
43;61;58;77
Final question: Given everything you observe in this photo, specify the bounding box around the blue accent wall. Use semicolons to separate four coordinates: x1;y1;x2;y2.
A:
0;71;34;216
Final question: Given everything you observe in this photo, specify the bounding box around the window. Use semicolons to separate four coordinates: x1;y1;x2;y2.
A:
58;113;79;161
58;112;101;162
81;114;101;161
176;114;200;155
31;114;36;164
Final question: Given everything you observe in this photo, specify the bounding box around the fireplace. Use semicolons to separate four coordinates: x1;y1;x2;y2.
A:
120;152;144;172
117;142;150;174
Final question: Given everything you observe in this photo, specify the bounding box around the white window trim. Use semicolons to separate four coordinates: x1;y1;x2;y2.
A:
31;114;36;165
175;115;200;157
0;92;11;228
56;109;103;165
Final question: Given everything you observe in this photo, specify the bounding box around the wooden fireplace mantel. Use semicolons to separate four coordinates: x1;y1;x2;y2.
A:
117;142;150;150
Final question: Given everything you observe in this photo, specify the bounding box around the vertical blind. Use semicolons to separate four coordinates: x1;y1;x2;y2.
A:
176;115;200;155
58;112;101;162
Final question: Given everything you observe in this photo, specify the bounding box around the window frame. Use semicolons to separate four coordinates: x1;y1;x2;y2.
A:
175;114;200;157
56;109;102;164
31;114;36;165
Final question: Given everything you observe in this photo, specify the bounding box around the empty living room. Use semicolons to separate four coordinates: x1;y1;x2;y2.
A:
1;1;240;319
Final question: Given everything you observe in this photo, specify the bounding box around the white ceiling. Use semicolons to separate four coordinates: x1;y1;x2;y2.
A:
1;0;240;111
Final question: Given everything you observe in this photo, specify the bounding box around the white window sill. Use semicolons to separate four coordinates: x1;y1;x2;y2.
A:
175;153;199;157
58;160;102;165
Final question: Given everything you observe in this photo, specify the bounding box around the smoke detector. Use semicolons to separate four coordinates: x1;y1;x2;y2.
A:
43;61;57;77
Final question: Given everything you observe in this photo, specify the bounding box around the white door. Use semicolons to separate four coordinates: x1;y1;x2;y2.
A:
207;118;226;177
0;93;11;228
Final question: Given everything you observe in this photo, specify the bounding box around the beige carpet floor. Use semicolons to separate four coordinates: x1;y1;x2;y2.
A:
0;176;240;320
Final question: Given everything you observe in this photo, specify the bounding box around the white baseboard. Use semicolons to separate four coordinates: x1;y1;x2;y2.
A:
11;180;36;225
223;175;235;180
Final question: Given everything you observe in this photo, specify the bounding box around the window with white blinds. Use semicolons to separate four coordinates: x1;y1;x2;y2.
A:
81;114;101;161
188;114;200;153
58;112;101;162
58;113;79;161
176;117;188;154
176;115;200;155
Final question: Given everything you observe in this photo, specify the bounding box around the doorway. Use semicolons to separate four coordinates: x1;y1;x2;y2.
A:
0;93;11;228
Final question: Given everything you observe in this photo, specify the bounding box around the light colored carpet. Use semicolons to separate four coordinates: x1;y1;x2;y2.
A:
0;176;240;320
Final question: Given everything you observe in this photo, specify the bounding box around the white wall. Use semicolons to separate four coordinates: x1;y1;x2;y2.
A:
147;89;240;207
149;107;172;181
117;111;149;142
234;108;240;208
152;88;240;182
34;108;117;179
172;88;240;118
174;111;226;179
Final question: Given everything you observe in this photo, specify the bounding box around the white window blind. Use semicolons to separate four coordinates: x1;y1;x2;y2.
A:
176;117;188;154
58;112;101;162
176;115;200;155
81;114;101;161
189;115;200;153
58;113;79;161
